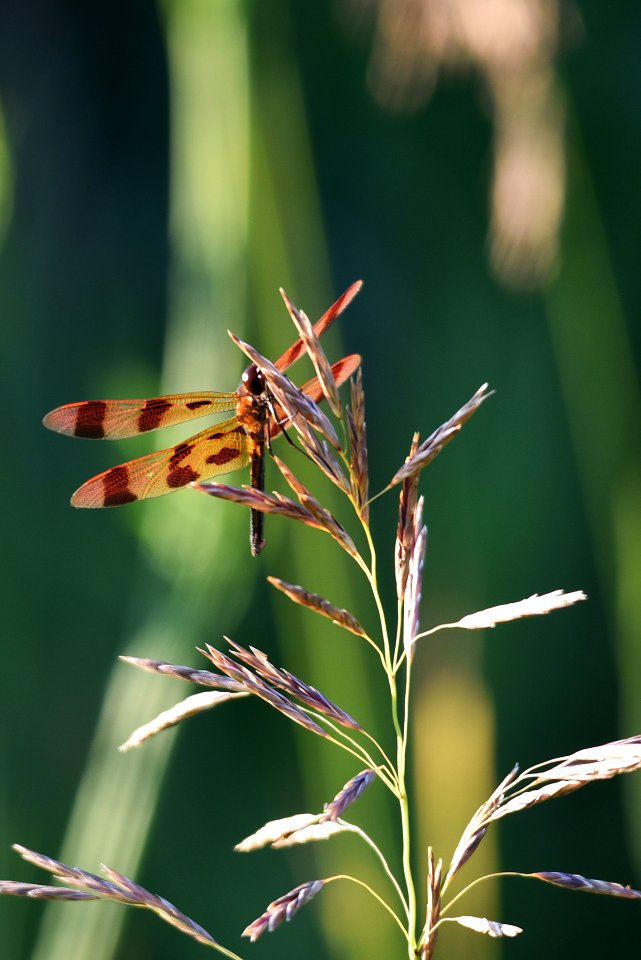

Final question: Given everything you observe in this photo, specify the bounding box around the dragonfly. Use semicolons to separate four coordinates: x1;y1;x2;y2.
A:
43;282;362;555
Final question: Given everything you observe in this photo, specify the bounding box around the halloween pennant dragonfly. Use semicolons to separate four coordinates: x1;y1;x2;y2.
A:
43;282;362;555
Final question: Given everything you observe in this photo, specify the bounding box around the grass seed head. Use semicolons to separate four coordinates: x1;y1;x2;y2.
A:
267;576;367;638
228;639;362;731
391;384;493;487
347;368;370;520
322;768;376;820
6;845;218;947
119;655;245;692
280;287;342;417
201;644;329;738
395;432;421;598
242;880;325;941
531;872;641;899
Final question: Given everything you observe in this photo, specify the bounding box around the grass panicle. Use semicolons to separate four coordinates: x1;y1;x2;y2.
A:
444;765;520;887
0;882;98;901
273;280;362;372
395;433;421;599
279;286;342;417
390;383;493;487
347;368;370;520
403;514;427;664
6;282;640;960
200;644;329;738
6;845;221;951
195;478;359;558
228;332;341;451
235;814;321;853
237;815;346;853
226;639;363;731
449;915;523;939
531;872;641;899
242;880;325;942
272;820;346;848
119;655;245;692
322;769;377;821
272;455;354;541
267;575;368;638
420;848;442;960
453;589;588;630
119;690;248;752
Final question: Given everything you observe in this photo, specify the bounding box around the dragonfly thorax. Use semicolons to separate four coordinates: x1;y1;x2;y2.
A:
241;363;266;397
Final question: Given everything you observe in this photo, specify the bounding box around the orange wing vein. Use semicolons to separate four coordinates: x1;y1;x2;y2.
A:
43;392;238;440
71;418;249;507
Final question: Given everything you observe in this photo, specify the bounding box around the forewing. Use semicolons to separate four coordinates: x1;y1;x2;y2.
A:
43;392;238;440
71;419;250;507
275;281;362;372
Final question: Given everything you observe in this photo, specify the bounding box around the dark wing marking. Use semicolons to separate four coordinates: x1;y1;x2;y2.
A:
70;418;250;507
43;392;238;440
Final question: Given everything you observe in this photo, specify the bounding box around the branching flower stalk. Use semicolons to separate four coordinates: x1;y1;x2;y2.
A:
4;283;641;958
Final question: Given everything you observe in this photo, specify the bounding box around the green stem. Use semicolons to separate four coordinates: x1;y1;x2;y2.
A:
362;517;417;957
343;823;410;919
362;524;393;672
440;871;528;918
317;728;398;793
210;944;246;960
364;484;394;509
306;712;399;795
392;597;404;674
417;871;528;949
324;874;407;938
389;670;418;958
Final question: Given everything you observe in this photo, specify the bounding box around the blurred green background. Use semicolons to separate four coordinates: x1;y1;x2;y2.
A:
1;1;640;959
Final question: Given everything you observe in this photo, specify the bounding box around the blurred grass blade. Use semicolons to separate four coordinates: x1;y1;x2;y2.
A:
29;3;252;959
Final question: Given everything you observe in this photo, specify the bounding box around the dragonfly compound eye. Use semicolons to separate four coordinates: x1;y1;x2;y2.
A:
242;364;266;396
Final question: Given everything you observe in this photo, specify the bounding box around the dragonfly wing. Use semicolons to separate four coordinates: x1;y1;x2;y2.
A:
43;392;238;440
300;353;362;400
71;418;250;507
275;281;362;371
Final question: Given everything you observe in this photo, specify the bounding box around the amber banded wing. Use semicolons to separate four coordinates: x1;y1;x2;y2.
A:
71;418;249;508
43;392;238;440
274;281;362;372
268;353;361;439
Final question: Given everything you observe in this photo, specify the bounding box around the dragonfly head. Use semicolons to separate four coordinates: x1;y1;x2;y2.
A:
241;363;266;397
